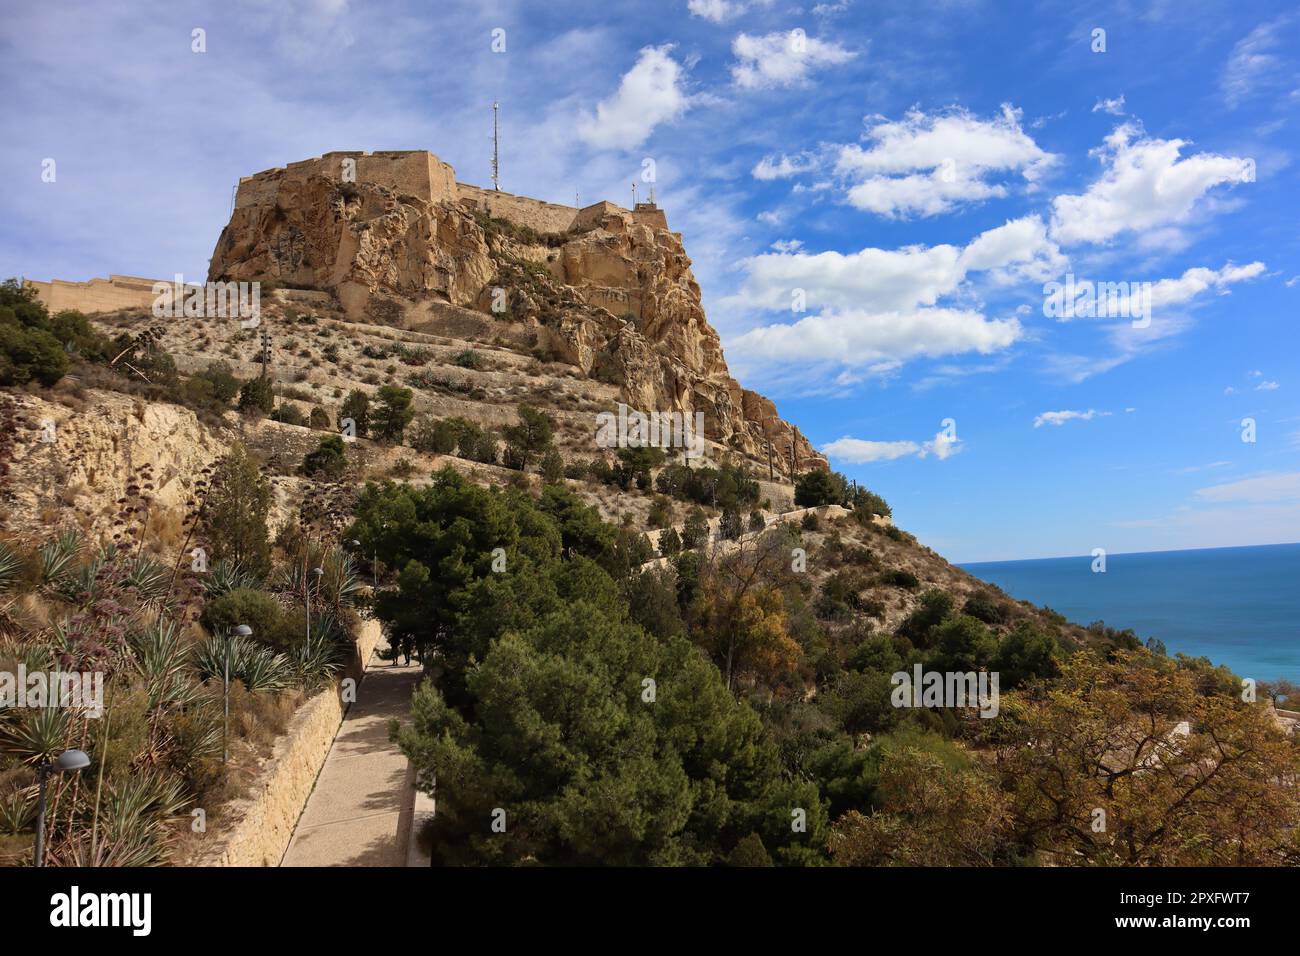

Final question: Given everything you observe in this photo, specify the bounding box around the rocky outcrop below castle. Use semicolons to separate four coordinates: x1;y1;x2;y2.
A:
207;151;819;472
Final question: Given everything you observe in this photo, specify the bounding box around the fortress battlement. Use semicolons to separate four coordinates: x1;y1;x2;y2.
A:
233;149;669;234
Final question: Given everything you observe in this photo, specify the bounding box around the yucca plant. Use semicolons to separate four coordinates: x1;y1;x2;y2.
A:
291;629;345;689
128;621;201;711
54;770;189;867
38;530;83;587
54;554;103;604
122;555;172;605
0;540;22;595
0;707;75;766
319;549;360;609
201;559;263;600
0;786;36;835
0;637;55;675
193;634;291;692
164;699;222;777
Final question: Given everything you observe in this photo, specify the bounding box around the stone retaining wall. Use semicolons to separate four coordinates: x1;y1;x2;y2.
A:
189;617;384;867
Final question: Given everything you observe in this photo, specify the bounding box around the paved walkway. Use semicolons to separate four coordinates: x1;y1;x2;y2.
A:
281;644;423;867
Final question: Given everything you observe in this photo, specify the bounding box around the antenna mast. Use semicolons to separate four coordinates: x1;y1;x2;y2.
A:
491;101;500;191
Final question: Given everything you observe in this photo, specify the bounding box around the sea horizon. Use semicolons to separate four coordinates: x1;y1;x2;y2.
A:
961;541;1300;683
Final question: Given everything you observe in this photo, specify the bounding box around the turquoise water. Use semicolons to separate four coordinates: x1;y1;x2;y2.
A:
961;543;1300;682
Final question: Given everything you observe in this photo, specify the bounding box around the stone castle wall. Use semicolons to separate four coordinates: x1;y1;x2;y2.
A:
234;150;458;209
25;274;160;314
232;150;667;235
456;182;587;233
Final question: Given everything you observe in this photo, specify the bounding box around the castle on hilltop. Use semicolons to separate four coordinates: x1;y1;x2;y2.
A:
26;150;674;315
233;150;671;234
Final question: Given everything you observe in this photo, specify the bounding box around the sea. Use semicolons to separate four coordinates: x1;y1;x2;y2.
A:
961;542;1300;683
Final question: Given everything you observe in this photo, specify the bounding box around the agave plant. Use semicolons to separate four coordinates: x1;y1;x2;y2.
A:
164;699;222;776
128;621;202;711
0;707;76;766
0;540;21;595
0;786;36;835
193;634;291;692
52;770;189;867
290;628;345;689
201;559;263;600
54;554;103;604
0;637;55;675
121;554;172;605
319;549;360;609
38;530;83;587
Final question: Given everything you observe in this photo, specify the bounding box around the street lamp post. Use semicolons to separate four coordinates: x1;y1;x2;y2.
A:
348;539;364;615
224;624;252;764
35;749;90;867
306;567;324;655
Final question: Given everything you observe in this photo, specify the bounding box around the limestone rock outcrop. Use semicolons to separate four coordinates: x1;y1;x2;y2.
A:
208;151;820;473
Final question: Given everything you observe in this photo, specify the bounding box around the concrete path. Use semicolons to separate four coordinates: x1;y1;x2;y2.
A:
281;644;423;867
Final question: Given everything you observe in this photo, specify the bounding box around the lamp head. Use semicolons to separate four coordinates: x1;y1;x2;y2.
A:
54;749;90;773
234;624;253;637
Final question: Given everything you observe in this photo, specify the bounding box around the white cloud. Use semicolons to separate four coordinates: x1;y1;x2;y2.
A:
923;429;961;460
730;214;1061;314
833;105;1056;218
732;306;1021;369
958;215;1066;283
1049;123;1254;245
731;30;854;90
1257;380;1280;391
823;429;961;464
1195;472;1300;503
1033;409;1110;428
1055;261;1266;323
1092;95;1126;116
1222;17;1297;107
822;437;921;463
723;215;1070;375
577;46;691;150
688;0;739;22
752;150;820;180
1147;261;1266;309
769;238;803;253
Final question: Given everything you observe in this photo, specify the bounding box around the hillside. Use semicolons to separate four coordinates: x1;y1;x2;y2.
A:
2;150;1297;869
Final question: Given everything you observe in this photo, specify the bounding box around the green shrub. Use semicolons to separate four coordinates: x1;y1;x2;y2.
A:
897;589;954;645
681;508;709;549
410;416;458;455
885;569;919;590
540;447;565;484
0;280;105;387
238;375;274;415
452;349;482;369
963;592;1007;625
339;389;370;437
200;587;291;650
371;385;415;442
795;470;841;508
270;404;306;426
301;435;348;479
206;444;273;575
193;361;240;403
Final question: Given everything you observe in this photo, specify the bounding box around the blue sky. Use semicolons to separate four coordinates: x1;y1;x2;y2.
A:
2;0;1298;561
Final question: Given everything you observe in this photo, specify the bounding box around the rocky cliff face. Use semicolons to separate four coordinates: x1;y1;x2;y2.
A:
208;160;819;473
